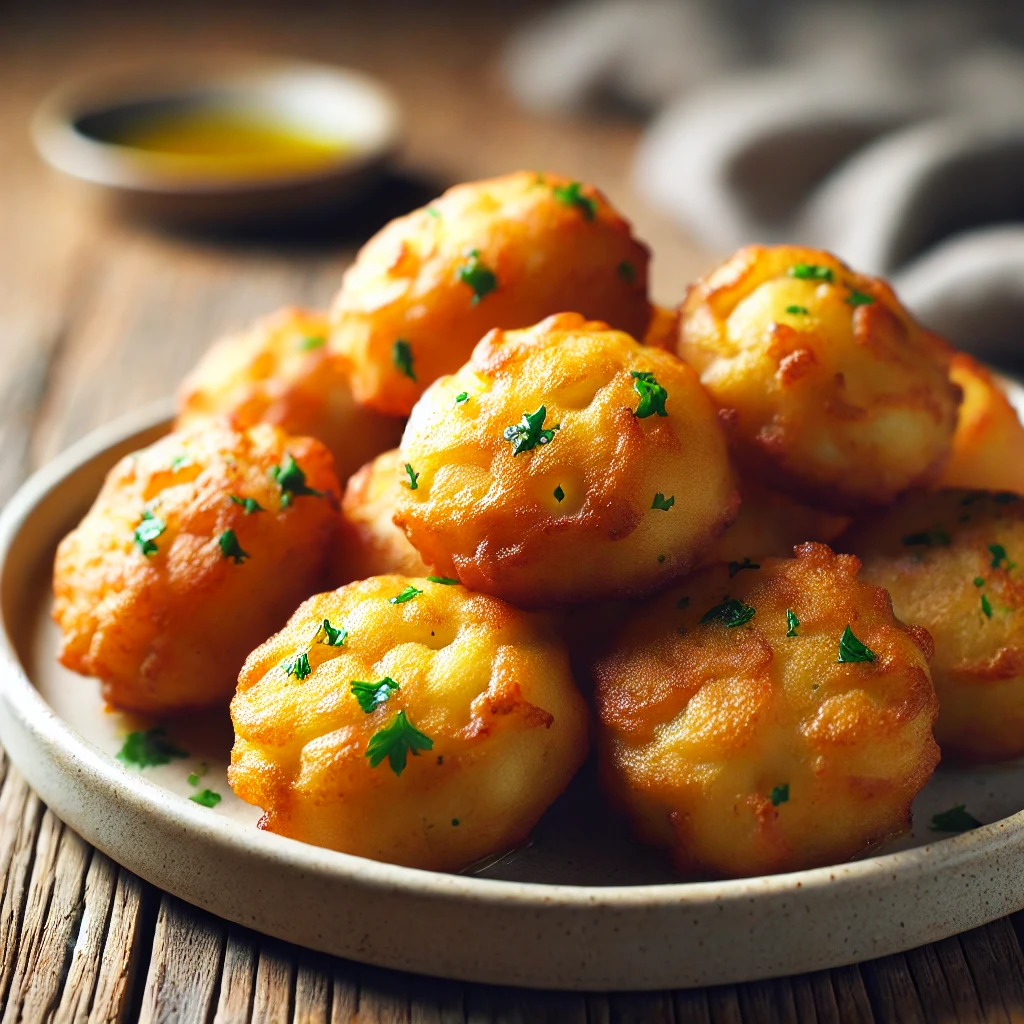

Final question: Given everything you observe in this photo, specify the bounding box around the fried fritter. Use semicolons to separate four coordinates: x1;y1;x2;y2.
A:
937;353;1024;494
678;245;961;511
176;307;404;483
329;171;652;416
593;542;939;878
336;449;430;583
640;303;680;352
843;489;1024;760
229;574;589;871
394;313;738;608
53;422;341;714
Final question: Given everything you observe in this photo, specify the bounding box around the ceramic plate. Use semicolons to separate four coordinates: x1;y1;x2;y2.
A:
2;396;1024;991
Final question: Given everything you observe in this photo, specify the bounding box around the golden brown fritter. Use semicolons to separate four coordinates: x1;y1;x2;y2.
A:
593;543;939;878
937;353;1024;494
394;313;738;608
336;449;430;584
176;307;404;483
53;422;341;714
678;245;961;511
229;574;589;871
329;171;652;416
640;303;680;352
842;489;1024;760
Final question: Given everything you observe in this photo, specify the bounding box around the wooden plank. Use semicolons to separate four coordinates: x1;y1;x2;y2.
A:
405;974;465;1024
673;988;712;1024
705;986;743;1024
251;938;295;1024
137;894;225;1024
804;973;843;1024
958;919;1024;1023
355;964;410;1024
858;955;925;1024
212;926;258;1024
293;955;332;1024
328;960;360;1024
826;966;874;1024
737;978;800;1023
904;939;983;1023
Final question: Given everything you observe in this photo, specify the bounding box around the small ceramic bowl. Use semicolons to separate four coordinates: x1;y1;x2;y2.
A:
31;57;403;226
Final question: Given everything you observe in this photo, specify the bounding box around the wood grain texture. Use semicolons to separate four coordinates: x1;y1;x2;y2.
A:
1;3;1024;1023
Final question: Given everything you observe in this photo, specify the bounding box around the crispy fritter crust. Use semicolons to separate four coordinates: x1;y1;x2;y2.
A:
53;422;342;714
678;245;961;511
394;313;739;608
843;489;1024;760
176;307;403;482
593;543;939;878
329;171;652;415
229;574;589;870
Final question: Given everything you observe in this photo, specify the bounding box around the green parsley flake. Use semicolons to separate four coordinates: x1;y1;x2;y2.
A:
283;652;311;680
365;711;433;776
701;598;755;628
930;805;982;833
503;406;560;454
404;463;420;490
457;249;498;305
974;577;986;587
190;789;222;808
631;371;669;418
789;263;834;282
553;484;565;503
676;596;690;610
117;728;187;769
427;206;440;218
982;593;993;618
134;510;166;557
902;530;951;547
393;339;416;381
230;495;264;514
390;585;423;605
351;676;400;714
187;766;207;787
786;609;800;637
269;454;322;508
728;557;760;578
989;543;1015;570
169;455;192;471
455;391;469;404
651;493;675;511
426;575;459;585
770;784;789;806
786;305;810;315
995;493;1020;504
319;618;347;647
218;529;249;564
452;818;460;827
296;335;326;351
837;625;875;663
845;290;875;307
617;261;636;283
552;181;597;220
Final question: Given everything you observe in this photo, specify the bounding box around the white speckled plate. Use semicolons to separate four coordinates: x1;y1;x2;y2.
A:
3;396;1024;991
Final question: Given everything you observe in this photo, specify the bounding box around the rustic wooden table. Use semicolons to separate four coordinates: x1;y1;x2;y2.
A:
3;5;1024;1022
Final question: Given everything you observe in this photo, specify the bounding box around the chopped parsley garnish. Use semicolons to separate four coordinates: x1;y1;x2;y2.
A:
961;493;985;506
187;766;207;787
617;261;636;283
503;406;560;454
631;371;669;418
989;543;1015;570
902;530;951;547
134;510;166;557
676;596;690;610
930;805;982;833
553;484;565;503
117;728;187;769
365;711;433;776
837;625;875;663
457;249;498;304
785;305;809;315
789;263;833;282
218;529;249;564
351;676;400;714
169;455;192;471
269;454;322;508
296;335;326;351
427;206;440;218
981;594;993;618
728;557;760;578
282;652;311;680
319;618;347;647
190;789;222;808
786;609;800;637
230;495;264;514
770;784;789;806
651;493;675;511
390;585;423;605
845;290;875;307
452;818;460;826
995;493;1020;504
427;575;459;585
974;577;986;587
393;339;416;381
700;598;755;628
455;391;469;404
404;463;420;490
552;180;597;220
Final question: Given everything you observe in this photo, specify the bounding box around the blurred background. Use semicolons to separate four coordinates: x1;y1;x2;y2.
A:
4;0;1024;490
